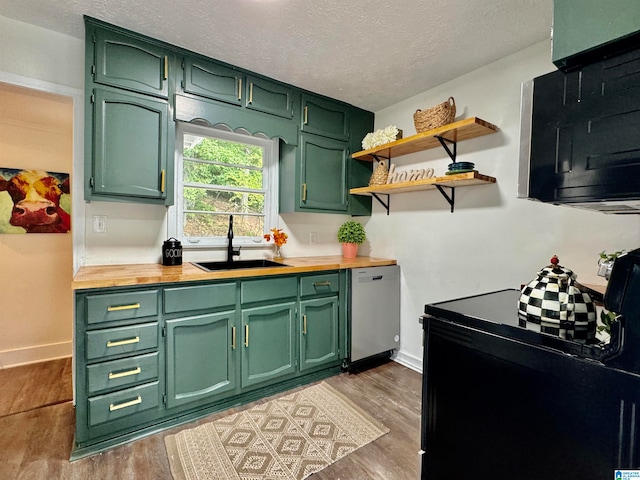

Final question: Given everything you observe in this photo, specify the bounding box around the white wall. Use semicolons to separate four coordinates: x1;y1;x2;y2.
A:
369;41;640;371
0;15;84;366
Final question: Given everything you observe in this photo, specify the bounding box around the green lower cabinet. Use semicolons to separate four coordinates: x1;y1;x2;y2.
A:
73;272;348;459
300;296;339;371
241;302;296;388
165;311;237;409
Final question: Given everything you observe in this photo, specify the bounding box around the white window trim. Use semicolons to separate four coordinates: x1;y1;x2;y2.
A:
169;122;279;249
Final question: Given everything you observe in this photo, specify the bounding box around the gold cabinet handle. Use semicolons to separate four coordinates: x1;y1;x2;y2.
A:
163;55;168;80
244;324;249;347
108;367;141;380
160;169;166;193
107;303;140;312
109;396;142;412
302;183;307;202
231;326;236;350
303;106;308;125
237;78;242;101
303;314;307;335
313;281;331;287
248;83;254;104
106;336;140;348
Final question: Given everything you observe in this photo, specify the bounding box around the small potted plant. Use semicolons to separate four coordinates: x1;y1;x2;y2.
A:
337;221;366;258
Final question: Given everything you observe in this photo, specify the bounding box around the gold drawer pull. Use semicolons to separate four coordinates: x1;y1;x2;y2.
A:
107;303;141;312
244;324;249;347
163;55;168;80
303;314;307;335
107;336;140;348
313;281;331;287
108;367;141;380
237;78;242;101
249;83;254;104
302;183;307;202
160;169;166;193
303;105;308;125
231;326;236;350
109;396;142;412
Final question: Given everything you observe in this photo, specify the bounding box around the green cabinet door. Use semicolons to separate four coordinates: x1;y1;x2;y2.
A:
300;296;339;371
241;302;296;388
299;132;349;212
93;26;171;98
301;94;350;141
552;0;640;69
165;311;237;409
91;88;168;200
182;56;243;106
245;76;296;119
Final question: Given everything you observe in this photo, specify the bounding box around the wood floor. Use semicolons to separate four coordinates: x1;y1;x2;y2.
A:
0;358;422;479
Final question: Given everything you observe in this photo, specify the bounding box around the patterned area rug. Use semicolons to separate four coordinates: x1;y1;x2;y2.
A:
165;382;389;480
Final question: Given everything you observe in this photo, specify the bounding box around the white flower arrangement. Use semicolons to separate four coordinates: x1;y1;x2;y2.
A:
361;125;400;150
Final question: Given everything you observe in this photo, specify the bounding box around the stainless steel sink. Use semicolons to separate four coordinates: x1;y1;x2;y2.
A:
192;259;288;271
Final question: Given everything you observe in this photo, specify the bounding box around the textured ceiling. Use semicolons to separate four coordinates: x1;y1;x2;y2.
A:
0;0;553;111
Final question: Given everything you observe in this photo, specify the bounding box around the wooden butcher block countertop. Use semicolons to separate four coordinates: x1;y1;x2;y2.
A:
72;255;397;290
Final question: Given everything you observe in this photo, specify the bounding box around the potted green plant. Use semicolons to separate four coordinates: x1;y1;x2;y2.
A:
337;221;366;258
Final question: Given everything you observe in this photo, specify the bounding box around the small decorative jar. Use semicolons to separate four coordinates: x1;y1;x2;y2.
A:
518;255;597;343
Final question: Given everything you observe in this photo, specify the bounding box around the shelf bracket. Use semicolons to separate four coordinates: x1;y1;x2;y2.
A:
370;153;390;163
435;185;455;213
371;193;390;215
435;136;457;163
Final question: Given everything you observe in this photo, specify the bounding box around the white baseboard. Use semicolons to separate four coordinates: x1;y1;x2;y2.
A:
0;341;72;368
392;350;423;374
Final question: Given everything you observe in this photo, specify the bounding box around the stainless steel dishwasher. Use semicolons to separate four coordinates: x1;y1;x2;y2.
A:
350;265;400;363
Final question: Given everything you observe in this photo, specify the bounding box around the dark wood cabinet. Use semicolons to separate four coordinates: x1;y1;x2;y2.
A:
421;290;640;478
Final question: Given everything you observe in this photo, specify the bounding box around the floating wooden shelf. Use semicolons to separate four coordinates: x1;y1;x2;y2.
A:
349;171;496;196
352;117;498;162
350;116;499;214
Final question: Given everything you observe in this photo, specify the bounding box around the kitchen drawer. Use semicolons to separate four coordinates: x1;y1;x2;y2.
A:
241;276;297;305
86;290;159;325
88;381;160;426
86;322;158;361
164;282;236;314
86;352;159;395
300;273;340;297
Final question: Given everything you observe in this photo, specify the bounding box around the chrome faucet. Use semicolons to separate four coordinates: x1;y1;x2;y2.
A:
227;215;241;263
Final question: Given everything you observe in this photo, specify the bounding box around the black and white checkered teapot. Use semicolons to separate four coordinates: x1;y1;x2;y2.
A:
518;255;597;343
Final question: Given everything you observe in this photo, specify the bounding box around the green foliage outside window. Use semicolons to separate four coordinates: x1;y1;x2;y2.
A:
182;136;266;237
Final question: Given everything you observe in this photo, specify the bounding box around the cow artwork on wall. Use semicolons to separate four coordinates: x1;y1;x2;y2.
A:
0;168;71;234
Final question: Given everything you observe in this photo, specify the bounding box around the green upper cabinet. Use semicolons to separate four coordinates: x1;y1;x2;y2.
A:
85;18;174;205
244;75;296;119
92;26;171;99
182;58;296;120
90;88;169;201
301;93;350;141
552;0;640;70
182;56;243;106
299;132;349;212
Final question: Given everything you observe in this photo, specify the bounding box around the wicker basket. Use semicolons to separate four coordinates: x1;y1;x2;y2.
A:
413;97;456;133
368;159;389;186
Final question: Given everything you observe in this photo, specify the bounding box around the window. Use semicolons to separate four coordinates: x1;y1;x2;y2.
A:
170;123;279;247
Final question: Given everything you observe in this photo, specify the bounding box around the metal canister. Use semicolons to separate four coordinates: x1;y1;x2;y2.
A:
162;237;182;266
